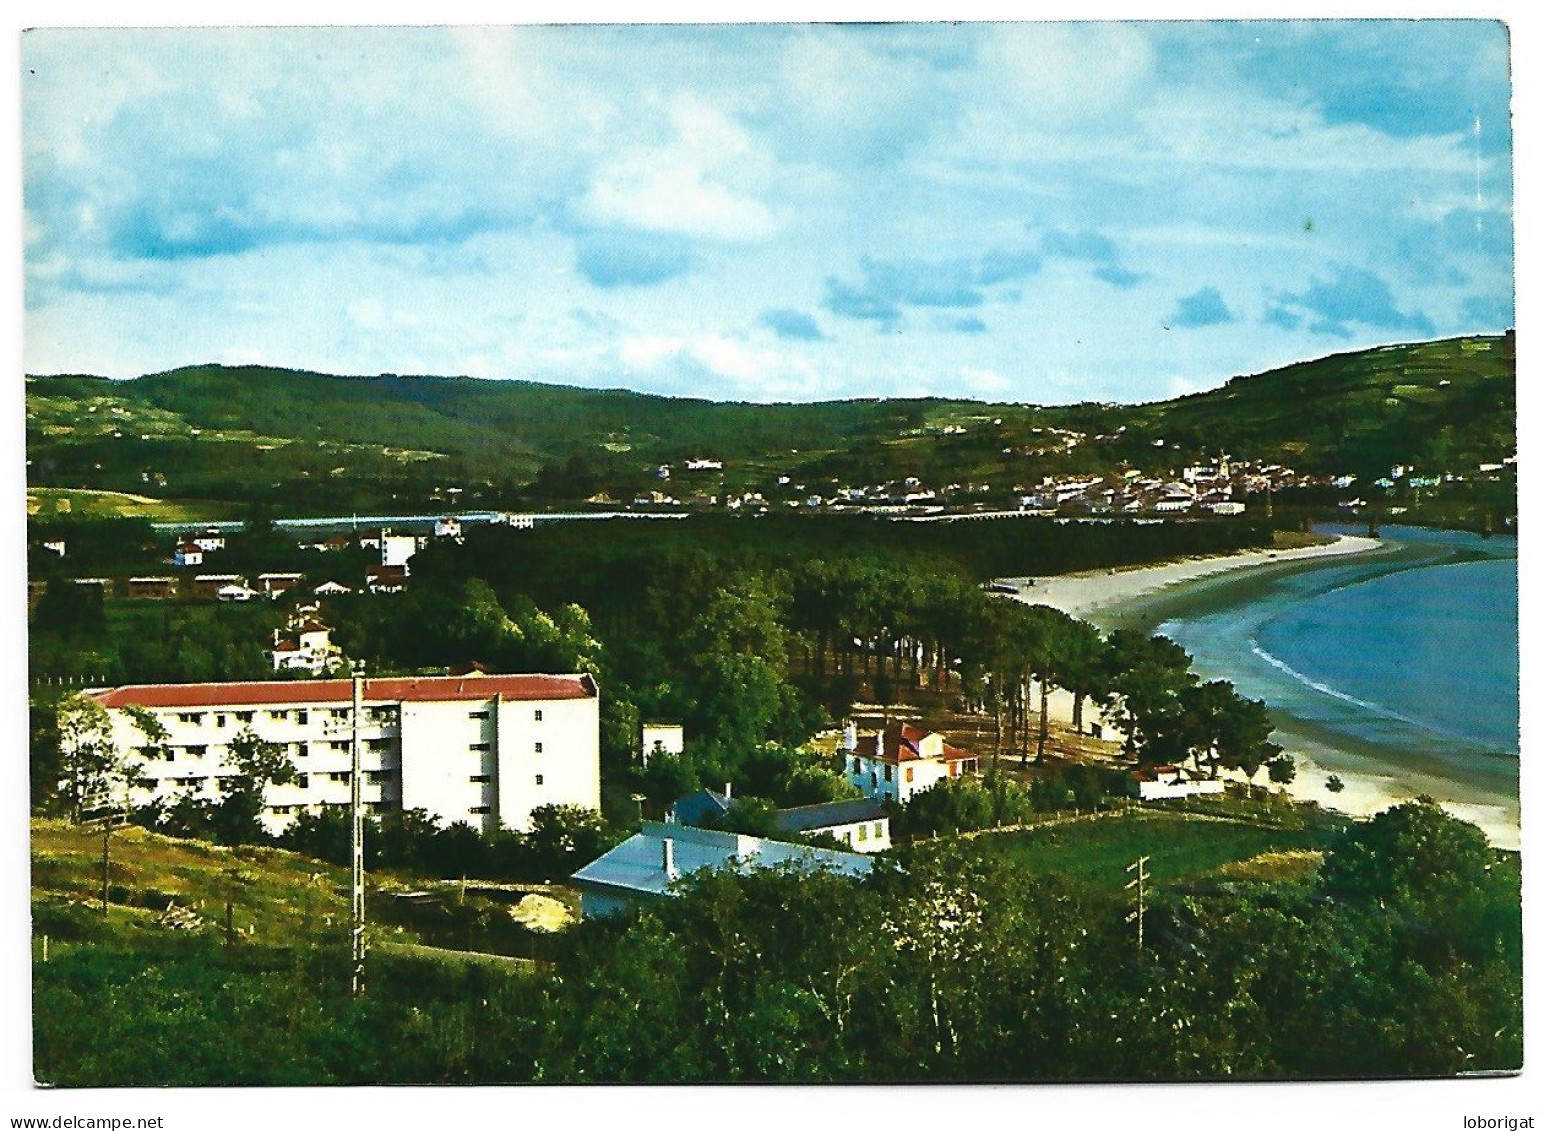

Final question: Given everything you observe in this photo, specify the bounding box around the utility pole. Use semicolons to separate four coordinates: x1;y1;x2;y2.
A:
99;812;111;916
350;662;366;997
1125;855;1150;954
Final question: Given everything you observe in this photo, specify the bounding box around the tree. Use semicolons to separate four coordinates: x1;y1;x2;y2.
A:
1266;753;1297;793
1320;797;1497;914
210;727;296;845
1100;631;1197;764
55;694;150;821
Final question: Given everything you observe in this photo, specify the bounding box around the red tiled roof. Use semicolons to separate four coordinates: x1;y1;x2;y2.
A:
88;673;597;709
296;619;329;634
271;640;301;652
864;722;974;763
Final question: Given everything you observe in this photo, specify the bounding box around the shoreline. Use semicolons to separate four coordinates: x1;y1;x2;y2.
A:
994;534;1521;850
996;534;1386;629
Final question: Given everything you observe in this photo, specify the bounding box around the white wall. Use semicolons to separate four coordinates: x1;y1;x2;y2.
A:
820;818;891;852
92;683;599;837
399;699;495;832
495;692;601;833
846;752;950;805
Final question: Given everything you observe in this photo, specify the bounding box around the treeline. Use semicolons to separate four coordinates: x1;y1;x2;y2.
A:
33;512;1288;826
33;800;1521;1084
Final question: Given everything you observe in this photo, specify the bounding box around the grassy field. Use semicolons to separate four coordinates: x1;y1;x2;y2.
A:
27;487;240;522
914;806;1342;892
31;819;353;947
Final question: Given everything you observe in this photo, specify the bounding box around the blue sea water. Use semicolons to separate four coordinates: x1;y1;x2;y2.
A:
1155;527;1518;778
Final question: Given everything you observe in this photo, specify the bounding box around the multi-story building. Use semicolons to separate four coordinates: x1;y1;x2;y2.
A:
844;721;979;805
77;673;600;835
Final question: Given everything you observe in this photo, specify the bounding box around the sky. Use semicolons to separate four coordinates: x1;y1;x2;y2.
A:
20;21;1515;405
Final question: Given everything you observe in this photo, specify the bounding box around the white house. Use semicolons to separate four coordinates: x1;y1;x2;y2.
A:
1129;764;1226;802
257;572;304;599
773;798;891;853
268;619;343;675
433;517;463;540
570;820;874;919
844;722;979;805
192;528;227;553
380;533;418;569
313;580;353;597
641;722;685;763
74;672;601;835
217;583;259;602
365;565;408;594
173;543;204;568
40;538;66;557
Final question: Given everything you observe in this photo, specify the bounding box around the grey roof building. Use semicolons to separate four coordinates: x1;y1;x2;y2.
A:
773;797;886;834
570;820;875;919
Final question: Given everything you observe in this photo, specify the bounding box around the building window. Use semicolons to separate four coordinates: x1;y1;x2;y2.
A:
882;765;892;782
185;745;207;757
905;767;914;783
296;710;309;725
470;806;490;815
534;709;543;722
297;774;309;789
294;743;308;757
330;741;349;752
470;742;490;752
858;824;868;841
873;822;884;838
470;774;490;783
216;714;228;728
851;756;860;774
534;775;544;786
234;711;254;723
534;742;543;754
469;710;490;720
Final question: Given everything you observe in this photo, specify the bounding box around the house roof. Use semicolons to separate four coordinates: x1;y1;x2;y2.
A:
87;672;598;709
571;821;873;900
669;789;735;826
272;640;301;653
863;722;974;764
314;581;352;593
774;798;887;834
295;619;330;634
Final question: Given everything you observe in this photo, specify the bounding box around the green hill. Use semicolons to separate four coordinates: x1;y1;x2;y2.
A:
26;332;1514;514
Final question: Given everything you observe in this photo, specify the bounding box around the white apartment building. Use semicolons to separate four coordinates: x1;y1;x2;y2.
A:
79;673;600;835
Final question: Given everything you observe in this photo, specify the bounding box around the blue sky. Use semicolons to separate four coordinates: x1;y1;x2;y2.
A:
21;21;1513;404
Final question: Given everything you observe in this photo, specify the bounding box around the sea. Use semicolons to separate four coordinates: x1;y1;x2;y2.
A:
1147;525;1519;792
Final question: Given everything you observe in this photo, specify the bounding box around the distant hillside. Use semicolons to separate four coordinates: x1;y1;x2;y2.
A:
1076;334;1516;481
26;333;1514;514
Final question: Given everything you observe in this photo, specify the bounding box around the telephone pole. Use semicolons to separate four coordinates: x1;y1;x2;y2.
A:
1125;855;1150;954
350;662;366;997
100;812;111;916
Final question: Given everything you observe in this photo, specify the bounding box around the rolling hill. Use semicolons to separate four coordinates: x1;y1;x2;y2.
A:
26;332;1515;515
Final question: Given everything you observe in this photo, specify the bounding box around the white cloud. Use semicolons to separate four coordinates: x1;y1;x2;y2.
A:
576;95;777;241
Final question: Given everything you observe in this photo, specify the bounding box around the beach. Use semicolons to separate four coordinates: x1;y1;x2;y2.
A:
998;534;1385;628
996;533;1522;850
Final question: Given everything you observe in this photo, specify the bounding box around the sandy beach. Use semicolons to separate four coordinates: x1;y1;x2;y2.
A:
997;534;1385;627
993;535;1521;850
